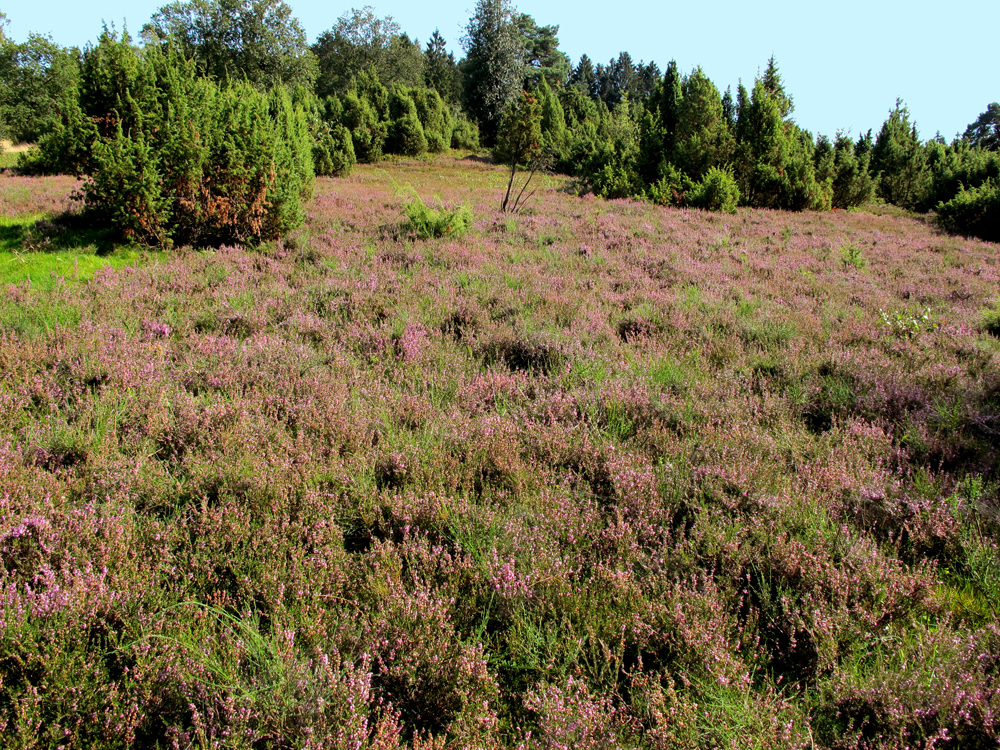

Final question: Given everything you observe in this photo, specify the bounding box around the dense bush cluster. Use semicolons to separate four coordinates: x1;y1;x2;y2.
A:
522;59;999;232
936;177;1000;242
4;2;999;238
322;67;478;163
25;31;314;246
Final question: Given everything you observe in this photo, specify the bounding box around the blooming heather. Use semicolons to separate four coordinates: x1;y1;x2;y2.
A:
0;155;998;747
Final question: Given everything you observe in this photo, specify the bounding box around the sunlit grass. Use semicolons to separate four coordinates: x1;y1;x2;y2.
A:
0;214;167;288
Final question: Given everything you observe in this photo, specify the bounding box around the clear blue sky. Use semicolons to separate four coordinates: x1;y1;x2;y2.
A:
3;0;997;141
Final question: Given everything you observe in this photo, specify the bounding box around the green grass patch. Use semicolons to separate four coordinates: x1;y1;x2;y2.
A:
0;292;82;336
0;215;164;288
0;150;21;169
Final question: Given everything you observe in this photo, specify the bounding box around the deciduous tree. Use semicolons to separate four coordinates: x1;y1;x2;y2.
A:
143;0;315;90
0;25;80;144
312;7;424;98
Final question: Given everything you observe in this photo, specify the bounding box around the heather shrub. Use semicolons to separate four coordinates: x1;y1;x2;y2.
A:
815;623;1000;748
522;677;637;748
441;306;481;341
477;334;565;374
5;149;1000;748
403;195;472;239
798;361;865;433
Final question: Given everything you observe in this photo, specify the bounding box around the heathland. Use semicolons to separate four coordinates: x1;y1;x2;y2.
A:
1;154;999;747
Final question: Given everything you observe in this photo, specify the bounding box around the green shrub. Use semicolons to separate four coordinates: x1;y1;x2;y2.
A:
451;117;480;150
313;123;356;177
389;114;428;157
404;195;472;239
34;31;313;246
645;164;694;206
341;90;387;163
936;177;1000;243
689;166;740;213
981;307;1000;338
386;86;430;157
590;161;641;200
411;87;453;153
839;243;866;269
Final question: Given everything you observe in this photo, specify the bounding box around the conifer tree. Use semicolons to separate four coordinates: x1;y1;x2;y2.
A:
516;14;570;88
570;54;597;99
830;131;875;208
461;0;524;144
423;29;461;103
760;55;792;118
871;100;931;209
495;90;542;212
636;60;679;186
964;103;1000;151
42;29;312;245
387;85;427;156
673;67;733;181
734;77;825;210
537;76;567;162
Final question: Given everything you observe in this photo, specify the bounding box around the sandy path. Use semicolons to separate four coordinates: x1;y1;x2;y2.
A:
0;140;34;153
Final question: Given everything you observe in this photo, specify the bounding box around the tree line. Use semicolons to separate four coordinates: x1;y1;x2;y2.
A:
0;0;997;243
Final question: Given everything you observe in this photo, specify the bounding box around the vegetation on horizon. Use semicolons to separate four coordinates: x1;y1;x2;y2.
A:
0;2;998;242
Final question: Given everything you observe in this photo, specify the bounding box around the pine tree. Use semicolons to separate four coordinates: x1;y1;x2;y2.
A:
516;14;570;88
963;103;1000;151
